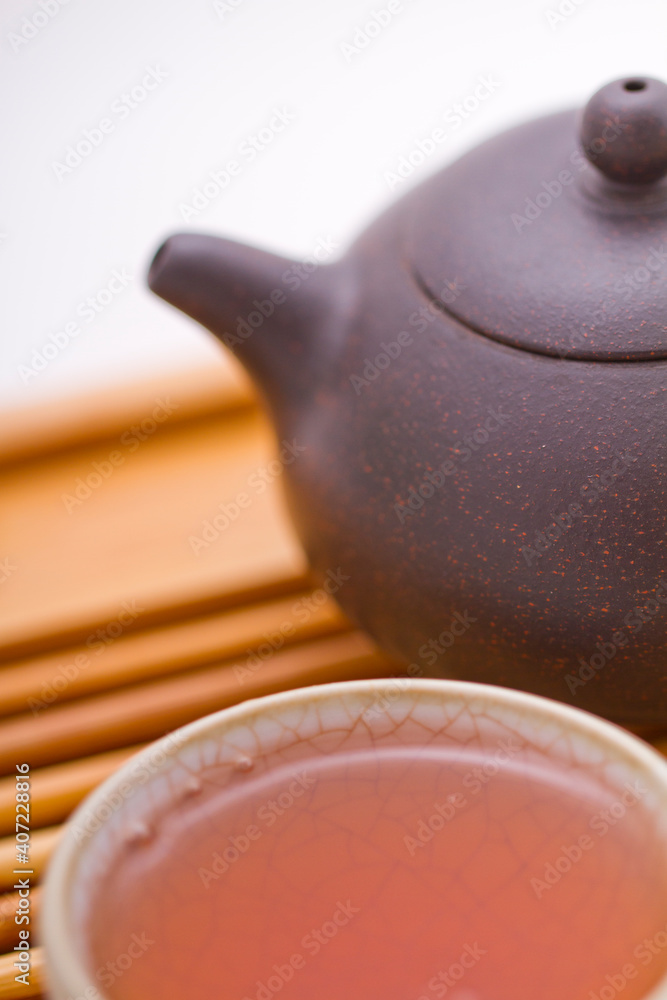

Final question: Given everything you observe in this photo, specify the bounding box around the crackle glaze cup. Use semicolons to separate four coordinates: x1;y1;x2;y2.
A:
42;680;667;1000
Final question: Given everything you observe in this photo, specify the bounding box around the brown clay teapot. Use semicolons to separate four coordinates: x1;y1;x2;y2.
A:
148;76;667;726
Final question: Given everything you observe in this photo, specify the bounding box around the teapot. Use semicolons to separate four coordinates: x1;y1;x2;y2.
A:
148;77;667;726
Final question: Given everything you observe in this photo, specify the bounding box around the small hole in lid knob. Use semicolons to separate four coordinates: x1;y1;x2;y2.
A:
624;79;647;91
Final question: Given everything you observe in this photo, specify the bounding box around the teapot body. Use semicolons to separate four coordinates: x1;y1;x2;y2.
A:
274;189;667;726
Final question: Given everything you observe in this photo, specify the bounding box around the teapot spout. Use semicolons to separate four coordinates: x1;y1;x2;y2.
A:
148;232;339;411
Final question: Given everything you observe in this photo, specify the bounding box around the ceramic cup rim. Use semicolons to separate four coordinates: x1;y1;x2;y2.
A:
41;678;667;1000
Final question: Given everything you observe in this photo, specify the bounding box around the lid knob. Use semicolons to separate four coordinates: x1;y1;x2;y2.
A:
580;76;667;184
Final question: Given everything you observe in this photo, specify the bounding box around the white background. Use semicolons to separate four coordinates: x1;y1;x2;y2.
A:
3;0;667;408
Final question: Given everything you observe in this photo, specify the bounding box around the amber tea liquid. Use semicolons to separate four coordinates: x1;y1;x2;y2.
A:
84;742;667;1000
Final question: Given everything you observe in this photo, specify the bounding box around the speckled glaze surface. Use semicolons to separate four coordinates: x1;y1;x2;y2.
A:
41;680;667;999
148;77;667;725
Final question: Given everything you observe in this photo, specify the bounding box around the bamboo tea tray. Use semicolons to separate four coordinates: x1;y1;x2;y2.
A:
0;360;664;998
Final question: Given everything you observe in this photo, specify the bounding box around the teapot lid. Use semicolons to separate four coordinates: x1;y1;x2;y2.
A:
408;77;667;360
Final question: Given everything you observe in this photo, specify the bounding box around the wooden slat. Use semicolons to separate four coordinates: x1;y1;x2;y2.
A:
0;632;392;774
0;948;43;998
0;361;254;467
0;594;348;718
0;747;143;837
0;369;341;995
0;829;60;893
0;889;40;954
0;407;307;660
